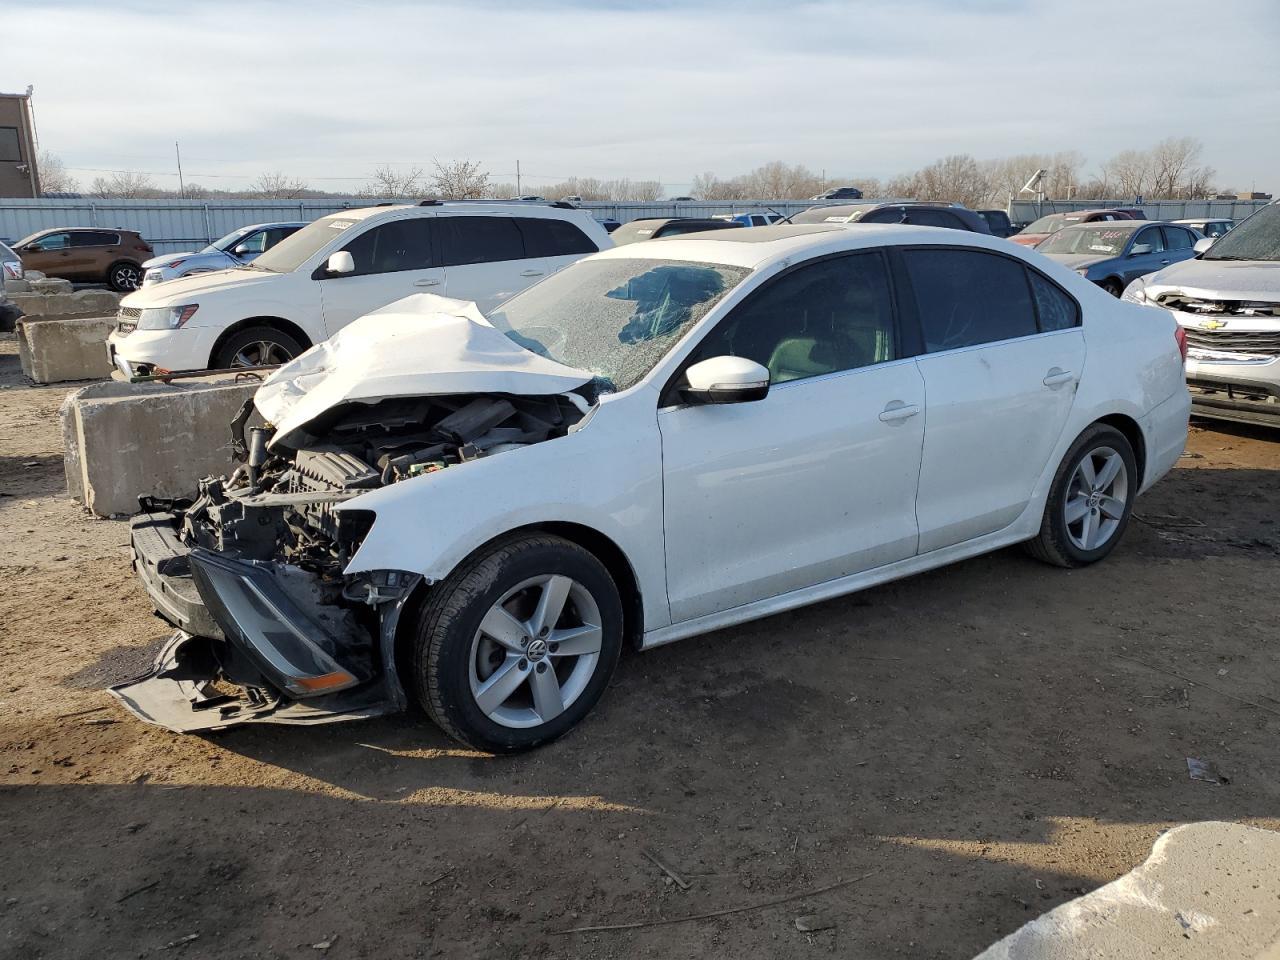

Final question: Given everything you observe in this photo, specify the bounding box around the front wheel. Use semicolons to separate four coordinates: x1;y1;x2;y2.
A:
1100;278;1123;297
212;325;303;369
1024;424;1138;568
412;534;624;753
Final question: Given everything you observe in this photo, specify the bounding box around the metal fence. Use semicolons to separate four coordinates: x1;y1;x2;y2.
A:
0;198;822;254
1;196;1269;253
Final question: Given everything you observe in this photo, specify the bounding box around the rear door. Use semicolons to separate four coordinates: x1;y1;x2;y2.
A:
904;247;1085;553
515;216;600;282
1161;225;1198;267
317;215;442;334
435;215;532;312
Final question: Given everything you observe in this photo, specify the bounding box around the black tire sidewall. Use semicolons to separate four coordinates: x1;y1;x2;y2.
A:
213;326;303;369
1044;425;1138;565
107;261;141;291
1101;279;1123;297
418;538;623;753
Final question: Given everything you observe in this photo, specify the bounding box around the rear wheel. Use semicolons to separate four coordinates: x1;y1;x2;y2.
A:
1024;424;1137;568
107;261;142;291
212;325;303;369
412;534;623;753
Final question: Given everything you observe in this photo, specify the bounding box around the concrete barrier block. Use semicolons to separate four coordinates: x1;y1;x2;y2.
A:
4;278;32;294
61;377;260;517
10;289;119;319
973;821;1280;959
30;277;73;294
17;316;116;384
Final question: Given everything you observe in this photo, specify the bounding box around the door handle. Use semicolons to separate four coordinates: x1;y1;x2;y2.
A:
878;401;920;423
413;278;440;287
520;269;545;278
1043;368;1074;386
1160;259;1170;265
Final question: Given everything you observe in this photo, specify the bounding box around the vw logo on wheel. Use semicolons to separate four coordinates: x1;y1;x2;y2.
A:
526;638;549;661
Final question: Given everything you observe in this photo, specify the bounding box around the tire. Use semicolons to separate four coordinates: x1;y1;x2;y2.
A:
212;325;304;369
1100;278;1123;298
107;261;143;292
412;533;624;753
1024;424;1138;568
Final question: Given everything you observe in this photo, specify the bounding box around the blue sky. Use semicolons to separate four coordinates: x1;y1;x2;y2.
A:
5;0;1279;192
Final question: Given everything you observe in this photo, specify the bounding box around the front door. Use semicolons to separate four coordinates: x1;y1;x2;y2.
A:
659;252;926;623
22;231;72;277
1120;225;1168;286
317;216;443;335
900;247;1086;553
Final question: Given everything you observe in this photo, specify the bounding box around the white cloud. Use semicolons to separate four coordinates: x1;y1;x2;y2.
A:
5;0;1278;191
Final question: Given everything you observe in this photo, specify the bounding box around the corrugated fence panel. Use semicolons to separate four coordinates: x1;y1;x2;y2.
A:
3;197;1269;253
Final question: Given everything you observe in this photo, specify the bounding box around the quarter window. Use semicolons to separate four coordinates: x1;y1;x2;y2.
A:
1029;272;1080;332
438;216;524;266
339;218;437;275
690;253;897;385
902;248;1038;352
515;217;598;258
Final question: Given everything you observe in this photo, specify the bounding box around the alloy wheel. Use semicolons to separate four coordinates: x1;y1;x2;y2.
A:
1064;445;1129;551
232;340;293;367
468;574;603;729
112;264;141;290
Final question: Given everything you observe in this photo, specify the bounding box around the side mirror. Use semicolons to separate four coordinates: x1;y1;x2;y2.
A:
1194;237;1215;254
1129;243;1154;257
233;243;252;256
680;356;769;405
325;250;355;275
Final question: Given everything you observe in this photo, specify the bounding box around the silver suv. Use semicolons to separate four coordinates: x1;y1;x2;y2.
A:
1124;202;1280;426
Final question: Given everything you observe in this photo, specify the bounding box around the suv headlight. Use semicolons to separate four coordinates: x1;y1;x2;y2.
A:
1121;281;1149;304
137;304;199;330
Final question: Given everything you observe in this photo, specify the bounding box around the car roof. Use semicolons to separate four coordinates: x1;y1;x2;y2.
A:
590;222;1026;270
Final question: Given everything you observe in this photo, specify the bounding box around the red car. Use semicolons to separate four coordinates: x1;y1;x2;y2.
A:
1010;209;1136;247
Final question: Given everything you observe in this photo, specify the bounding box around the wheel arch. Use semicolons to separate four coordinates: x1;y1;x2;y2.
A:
392;520;646;686
207;316;313;368
1093;412;1146;485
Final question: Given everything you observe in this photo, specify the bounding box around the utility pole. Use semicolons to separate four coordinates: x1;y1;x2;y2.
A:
516;159;521;195
175;141;186;199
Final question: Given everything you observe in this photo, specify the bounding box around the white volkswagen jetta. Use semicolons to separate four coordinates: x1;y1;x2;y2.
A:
115;224;1190;752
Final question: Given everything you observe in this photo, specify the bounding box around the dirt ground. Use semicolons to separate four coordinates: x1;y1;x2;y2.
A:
2;331;1278;960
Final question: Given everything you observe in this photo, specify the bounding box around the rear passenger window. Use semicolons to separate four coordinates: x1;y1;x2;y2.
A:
439;216;524;265
515;218;598;258
904;209;961;230
1029;272;1080;331
903;249;1037;352
1162;227;1193;250
72;231;120;247
340;219;436;275
690;253;897;384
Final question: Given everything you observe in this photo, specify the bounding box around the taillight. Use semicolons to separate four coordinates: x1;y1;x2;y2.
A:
1174;324;1188;362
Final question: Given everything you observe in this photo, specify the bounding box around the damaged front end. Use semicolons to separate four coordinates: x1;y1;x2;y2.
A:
114;382;591;732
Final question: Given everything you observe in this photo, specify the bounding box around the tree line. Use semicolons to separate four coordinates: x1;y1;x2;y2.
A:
34;136;1234;204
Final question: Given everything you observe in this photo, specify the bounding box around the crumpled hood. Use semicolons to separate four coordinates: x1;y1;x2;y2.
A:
1141;257;1280;302
256;294;594;448
1042;253;1110;270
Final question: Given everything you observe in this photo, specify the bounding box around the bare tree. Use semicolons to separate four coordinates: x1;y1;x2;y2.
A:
430;159;491;199
364;164;425;199
36;150;78;194
89;170;156;199
887;154;992;208
250;171;309;199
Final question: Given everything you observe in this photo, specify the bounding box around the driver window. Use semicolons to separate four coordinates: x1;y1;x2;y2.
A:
33;233;70;251
235;231;268;254
338;219;436;276
1133;227;1164;253
689;253;897;385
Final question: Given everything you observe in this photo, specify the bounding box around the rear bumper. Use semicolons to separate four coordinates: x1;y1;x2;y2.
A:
1139;388;1191;492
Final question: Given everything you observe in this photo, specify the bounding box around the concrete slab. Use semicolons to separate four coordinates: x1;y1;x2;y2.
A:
973;821;1280;960
17;316;116;384
30;277;73;295
10;289;119;318
4;278;32;294
61;376;260;517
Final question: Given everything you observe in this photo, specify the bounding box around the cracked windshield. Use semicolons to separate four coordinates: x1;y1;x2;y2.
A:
487;258;751;391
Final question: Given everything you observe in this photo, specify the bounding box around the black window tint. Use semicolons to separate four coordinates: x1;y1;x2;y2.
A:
438;216;524;266
1162;226;1193;250
339;219;436;276
263;227;298;249
1030;272;1080;332
515;217;597;258
1133;226;1164;253
905;209;961;230
903;249;1037;352
71;231;119;247
0;127;20;162
860;208;903;224
691;253;896;385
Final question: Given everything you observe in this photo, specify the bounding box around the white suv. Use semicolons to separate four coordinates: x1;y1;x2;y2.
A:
108;201;613;375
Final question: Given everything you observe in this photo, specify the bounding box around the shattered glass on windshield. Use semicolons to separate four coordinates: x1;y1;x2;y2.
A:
488;258;751;391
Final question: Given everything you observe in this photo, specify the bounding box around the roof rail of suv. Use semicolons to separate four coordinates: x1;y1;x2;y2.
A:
416;199;579;210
